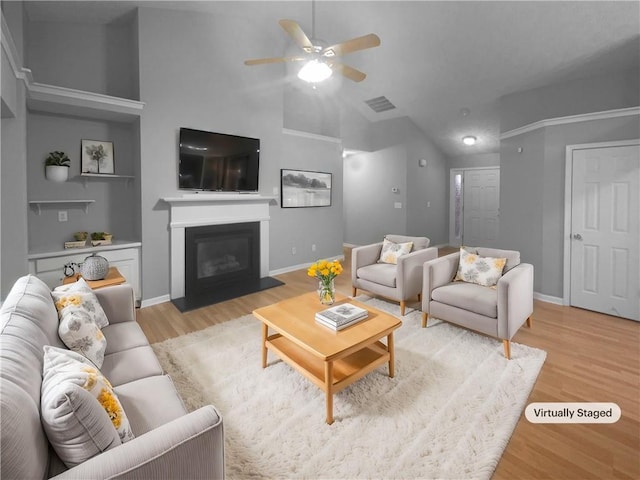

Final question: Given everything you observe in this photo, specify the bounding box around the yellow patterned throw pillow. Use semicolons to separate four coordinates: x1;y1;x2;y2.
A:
41;346;135;466
378;238;413;264
455;247;507;287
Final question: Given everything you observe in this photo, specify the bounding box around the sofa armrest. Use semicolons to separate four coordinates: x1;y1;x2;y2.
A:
497;263;534;340
93;284;136;324
52;405;224;480
351;243;383;285
421;252;460;313
396;247;438;298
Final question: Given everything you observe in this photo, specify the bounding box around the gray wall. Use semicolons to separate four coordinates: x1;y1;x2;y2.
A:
26;113;137;251
137;7;344;300
1;1;29;299
343;145;407;245
448;152;500;169
499;115;640;296
500;69;640;132
343;116;448;247
26;19;138;99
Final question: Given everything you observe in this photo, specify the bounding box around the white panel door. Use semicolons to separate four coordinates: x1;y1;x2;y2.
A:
571;145;639;321
462;168;500;246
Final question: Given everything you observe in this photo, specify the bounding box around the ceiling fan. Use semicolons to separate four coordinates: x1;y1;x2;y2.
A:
244;7;380;83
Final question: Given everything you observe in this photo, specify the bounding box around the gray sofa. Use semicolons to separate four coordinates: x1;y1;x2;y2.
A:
0;275;224;479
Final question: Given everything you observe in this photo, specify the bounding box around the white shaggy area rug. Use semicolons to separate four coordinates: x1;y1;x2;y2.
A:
152;296;546;480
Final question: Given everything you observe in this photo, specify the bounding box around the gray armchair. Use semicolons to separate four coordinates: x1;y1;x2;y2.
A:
421;247;533;359
352;235;438;316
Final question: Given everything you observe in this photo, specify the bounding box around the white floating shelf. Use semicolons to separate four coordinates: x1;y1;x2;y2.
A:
29;200;95;215
79;173;135;188
27;83;144;123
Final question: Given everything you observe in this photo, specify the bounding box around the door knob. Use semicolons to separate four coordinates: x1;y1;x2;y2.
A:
573;233;583;240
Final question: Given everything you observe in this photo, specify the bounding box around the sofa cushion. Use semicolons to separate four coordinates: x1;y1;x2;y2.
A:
41;346;135;467
431;282;498;318
378;238;413;264
357;263;397;288
101;346;164;387
52;278;109;328
114;375;188;436
102;322;150;355
385;234;430;251
57;307;107;367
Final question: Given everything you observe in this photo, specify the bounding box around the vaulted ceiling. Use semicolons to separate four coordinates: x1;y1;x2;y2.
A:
24;1;640;157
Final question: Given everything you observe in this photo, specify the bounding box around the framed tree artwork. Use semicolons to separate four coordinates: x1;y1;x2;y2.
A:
81;140;114;174
281;169;332;208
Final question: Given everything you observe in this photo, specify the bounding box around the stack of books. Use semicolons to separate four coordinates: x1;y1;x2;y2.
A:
315;303;369;331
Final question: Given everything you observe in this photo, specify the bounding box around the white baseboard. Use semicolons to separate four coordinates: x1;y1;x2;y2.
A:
140;294;171;308
270;254;345;276
533;292;564;305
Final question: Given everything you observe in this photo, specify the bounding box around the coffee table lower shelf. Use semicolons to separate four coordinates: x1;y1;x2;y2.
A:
266;333;391;423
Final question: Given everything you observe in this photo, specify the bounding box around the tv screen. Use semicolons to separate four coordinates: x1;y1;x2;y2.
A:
179;128;260;192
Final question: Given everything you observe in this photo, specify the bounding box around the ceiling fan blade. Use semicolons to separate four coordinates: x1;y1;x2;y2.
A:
244;56;305;66
322;33;380;57
331;62;367;82
279;19;314;53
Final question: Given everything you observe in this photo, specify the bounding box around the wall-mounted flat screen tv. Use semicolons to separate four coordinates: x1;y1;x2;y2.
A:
178;128;260;192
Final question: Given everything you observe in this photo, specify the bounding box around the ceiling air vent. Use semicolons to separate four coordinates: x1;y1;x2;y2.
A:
365;96;396;113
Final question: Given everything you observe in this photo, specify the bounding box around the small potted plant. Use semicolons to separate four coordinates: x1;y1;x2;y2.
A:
45;151;71;182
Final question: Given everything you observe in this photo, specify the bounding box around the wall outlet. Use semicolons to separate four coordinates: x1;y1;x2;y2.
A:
272;186;278;196
312;244;316;252
427;201;431;208
58;211;68;222
291;247;296;255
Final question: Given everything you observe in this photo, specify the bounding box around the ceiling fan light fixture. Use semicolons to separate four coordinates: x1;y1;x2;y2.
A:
462;136;477;146
298;60;333;83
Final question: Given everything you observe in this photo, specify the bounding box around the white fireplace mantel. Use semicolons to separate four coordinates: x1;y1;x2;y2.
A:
162;194;276;299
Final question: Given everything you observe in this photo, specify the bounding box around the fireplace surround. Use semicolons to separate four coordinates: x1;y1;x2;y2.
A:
162;194;282;311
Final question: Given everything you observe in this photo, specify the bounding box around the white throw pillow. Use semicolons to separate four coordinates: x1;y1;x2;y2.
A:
454;247;507;287
52;278;109;328
378;238;413;265
41;346;135;467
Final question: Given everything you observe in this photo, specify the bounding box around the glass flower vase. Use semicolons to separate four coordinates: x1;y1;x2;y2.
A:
318;279;336;305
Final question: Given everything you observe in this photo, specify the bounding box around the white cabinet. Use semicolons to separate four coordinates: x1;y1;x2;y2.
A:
28;244;141;302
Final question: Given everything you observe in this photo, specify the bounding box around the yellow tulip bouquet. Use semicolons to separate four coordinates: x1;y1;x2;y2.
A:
307;259;343;305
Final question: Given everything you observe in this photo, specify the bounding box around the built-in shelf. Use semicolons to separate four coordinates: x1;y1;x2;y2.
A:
29;199;95;215
79;173;135;188
162;194;276;205
28;240;142;260
26;83;144;123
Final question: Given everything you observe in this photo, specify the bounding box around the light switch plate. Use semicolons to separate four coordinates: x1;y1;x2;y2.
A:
394;202;402;209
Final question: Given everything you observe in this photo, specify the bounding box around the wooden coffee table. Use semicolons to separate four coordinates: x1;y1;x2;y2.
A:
253;292;401;424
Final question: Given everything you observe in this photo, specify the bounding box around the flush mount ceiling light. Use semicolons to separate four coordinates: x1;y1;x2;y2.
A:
298;59;333;83
462;136;477;146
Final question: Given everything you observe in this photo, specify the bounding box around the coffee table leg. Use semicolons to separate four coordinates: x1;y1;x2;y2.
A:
325;361;334;425
261;323;268;368
388;332;395;378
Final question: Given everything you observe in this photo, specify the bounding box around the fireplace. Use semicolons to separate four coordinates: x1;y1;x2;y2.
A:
185;222;260;297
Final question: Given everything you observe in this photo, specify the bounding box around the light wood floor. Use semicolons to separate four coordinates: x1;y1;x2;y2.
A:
137;247;639;480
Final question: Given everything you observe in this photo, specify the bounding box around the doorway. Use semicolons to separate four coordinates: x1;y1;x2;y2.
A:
564;140;640;321
449;167;500;247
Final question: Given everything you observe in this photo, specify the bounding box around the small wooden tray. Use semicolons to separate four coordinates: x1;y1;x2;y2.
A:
91;239;113;246
64;240;87;249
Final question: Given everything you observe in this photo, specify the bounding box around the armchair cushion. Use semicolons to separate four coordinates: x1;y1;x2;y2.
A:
455;248;507;287
432;282;498;318
385;234;430;251
378;238;413;264
356;263;397;288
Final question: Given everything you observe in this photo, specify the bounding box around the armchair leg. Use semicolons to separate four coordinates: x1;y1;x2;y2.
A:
526;316;533;328
400;300;406;316
503;340;511;360
417;293;421;302
352;287;357;297
421;312;428;328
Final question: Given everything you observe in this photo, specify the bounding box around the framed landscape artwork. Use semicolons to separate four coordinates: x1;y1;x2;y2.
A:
81;140;114;174
281;169;332;208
